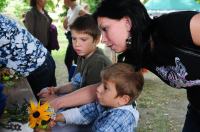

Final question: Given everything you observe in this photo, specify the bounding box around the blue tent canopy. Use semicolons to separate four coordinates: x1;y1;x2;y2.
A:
145;0;200;10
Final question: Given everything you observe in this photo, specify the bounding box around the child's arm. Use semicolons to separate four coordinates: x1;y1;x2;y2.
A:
53;102;100;126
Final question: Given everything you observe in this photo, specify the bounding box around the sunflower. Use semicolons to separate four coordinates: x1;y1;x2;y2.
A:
28;101;52;128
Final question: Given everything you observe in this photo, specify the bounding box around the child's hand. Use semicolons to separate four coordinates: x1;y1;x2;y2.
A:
48;119;57;128
48;113;65;127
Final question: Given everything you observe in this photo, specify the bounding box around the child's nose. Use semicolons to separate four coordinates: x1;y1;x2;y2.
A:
75;41;79;46
74;40;80;47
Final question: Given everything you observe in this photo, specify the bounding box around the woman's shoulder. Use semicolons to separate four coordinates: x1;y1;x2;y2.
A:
152;11;198;28
190;13;200;46
151;11;199;45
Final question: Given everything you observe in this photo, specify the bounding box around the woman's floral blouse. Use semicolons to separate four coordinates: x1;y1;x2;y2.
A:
0;14;47;76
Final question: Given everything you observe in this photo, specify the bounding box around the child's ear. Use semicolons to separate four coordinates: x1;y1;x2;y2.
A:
118;95;130;105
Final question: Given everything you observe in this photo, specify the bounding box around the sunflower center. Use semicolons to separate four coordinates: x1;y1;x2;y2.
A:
33;111;40;118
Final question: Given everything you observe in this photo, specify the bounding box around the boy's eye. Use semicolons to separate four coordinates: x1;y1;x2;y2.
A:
104;86;108;90
81;38;87;41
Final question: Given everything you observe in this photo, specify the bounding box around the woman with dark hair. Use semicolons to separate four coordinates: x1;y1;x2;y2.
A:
92;0;200;131
24;0;52;52
39;0;200;131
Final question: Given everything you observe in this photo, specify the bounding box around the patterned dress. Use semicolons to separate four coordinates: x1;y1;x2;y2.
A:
0;14;47;76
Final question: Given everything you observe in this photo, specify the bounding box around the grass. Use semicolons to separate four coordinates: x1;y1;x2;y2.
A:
52;28;188;131
51;28;68;85
137;73;187;131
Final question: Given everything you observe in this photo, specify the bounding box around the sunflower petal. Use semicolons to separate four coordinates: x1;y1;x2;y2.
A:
40;115;50;121
30;100;37;112
36;119;42;126
28;101;53;128
29;117;37;128
39;102;49;111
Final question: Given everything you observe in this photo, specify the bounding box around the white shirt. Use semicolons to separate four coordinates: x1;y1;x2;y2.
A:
66;5;82;31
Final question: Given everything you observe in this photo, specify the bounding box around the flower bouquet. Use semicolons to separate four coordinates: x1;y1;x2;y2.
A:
28;101;55;132
0;68;21;118
0;68;21;89
0;100;55;131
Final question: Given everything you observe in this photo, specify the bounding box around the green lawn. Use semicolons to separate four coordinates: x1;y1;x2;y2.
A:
51;28;68;85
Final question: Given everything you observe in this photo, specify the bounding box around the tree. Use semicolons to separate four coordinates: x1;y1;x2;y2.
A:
81;0;101;13
0;0;8;12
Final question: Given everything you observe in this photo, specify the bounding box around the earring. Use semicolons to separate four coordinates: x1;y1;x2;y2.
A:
126;36;132;49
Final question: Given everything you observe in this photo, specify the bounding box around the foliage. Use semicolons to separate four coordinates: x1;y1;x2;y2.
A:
82;0;101;13
0;0;8;12
0;68;21;90
59;5;68;18
45;0;56;12
23;0;56;12
196;0;200;3
2;0;57;19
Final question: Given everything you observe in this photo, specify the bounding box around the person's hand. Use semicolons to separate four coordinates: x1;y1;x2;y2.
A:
48;119;56;128
40;94;58;104
37;87;56;98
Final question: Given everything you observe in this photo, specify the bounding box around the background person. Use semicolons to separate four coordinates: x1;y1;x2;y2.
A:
24;0;52;53
63;0;87;77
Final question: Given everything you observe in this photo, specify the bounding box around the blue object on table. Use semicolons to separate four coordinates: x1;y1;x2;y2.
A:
0;83;6;116
68;64;77;82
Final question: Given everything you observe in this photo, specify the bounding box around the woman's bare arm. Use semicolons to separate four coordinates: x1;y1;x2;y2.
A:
190;13;200;46
79;9;88;16
37;83;73;98
63;17;68;30
55;83;73;94
50;83;99;110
